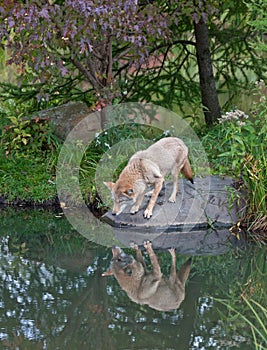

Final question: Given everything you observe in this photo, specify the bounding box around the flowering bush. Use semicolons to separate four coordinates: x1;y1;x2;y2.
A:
218;109;249;127
201;80;267;238
0;0;169;104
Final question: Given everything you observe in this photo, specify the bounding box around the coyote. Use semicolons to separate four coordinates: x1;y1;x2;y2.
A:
104;137;194;218
102;241;191;312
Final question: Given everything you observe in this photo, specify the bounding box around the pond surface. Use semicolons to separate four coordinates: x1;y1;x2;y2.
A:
0;209;266;350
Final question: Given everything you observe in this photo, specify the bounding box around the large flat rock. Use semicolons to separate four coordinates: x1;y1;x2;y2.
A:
112;228;246;255
101;175;246;254
101;175;246;233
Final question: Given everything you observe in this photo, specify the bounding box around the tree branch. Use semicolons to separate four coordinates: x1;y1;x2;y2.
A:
149;39;196;54
115;39;195;77
70;58;103;90
106;35;113;85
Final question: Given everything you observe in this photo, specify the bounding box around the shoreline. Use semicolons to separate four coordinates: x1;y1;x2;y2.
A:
0;195;61;210
0;194;106;218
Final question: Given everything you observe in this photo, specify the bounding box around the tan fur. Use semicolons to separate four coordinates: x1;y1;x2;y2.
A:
102;241;191;312
104;137;193;218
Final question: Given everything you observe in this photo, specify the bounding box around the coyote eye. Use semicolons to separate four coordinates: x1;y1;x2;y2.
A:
126;189;134;195
126;268;132;276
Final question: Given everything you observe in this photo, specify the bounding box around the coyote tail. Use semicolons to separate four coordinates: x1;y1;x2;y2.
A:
181;158;194;184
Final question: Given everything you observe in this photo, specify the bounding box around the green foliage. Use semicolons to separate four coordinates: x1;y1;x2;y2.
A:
1;114;60;157
2;114;32;151
0;154;57;202
0;0;266;124
201;109;265;174
123;0;266;118
201;81;267;238
0;0;169;109
0;79;96;113
188;245;266;349
214;246;267;350
0;96;61;203
216;298;267;350
204;110;264;171
246;0;267;52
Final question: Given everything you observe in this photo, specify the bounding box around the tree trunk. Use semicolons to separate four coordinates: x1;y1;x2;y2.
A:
194;19;221;126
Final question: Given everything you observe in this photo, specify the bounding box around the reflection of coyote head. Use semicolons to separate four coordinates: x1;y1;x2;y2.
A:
102;241;191;312
104;137;193;218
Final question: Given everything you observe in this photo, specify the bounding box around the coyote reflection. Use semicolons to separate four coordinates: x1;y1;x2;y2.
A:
102;241;191;312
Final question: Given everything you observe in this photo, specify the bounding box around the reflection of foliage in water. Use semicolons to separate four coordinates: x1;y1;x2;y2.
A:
194;247;267;349
0;209;266;349
0;236;112;349
0;208;94;258
220;247;267;350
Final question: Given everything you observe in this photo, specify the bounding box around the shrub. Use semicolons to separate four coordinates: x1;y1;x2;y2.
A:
1;114;60;157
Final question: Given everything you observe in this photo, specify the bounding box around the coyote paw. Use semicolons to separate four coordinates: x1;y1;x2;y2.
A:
144;189;153;197
143;208;153;218
168;248;176;257
168;195;176;203
130;206;139;215
131;202;141;214
143;240;152;250
130;242;139;250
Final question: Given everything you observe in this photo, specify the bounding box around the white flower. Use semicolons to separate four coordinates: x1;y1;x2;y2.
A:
219;109;250;125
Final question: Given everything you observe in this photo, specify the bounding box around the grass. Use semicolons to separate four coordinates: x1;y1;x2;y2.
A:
200;246;267;350
0;81;266;241
0;108;60;204
0;108;266;241
216;263;267;350
216;298;267;350
0;152;58;203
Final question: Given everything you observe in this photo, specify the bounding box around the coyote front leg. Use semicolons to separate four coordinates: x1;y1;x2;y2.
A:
130;191;145;214
168;248;177;284
131;243;148;273
144;177;164;218
143;241;162;279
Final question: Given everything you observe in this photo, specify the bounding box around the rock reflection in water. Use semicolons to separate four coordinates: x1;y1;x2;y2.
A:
102;241;191;312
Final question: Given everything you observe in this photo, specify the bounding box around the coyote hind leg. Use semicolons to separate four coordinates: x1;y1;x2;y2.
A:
169;168;179;203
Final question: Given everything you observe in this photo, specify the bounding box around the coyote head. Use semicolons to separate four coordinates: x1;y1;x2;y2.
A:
103;181;137;215
102;246;136;277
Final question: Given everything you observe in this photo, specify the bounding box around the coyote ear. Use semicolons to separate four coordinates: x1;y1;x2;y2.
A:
125;189;134;195
102;269;114;277
103;181;115;190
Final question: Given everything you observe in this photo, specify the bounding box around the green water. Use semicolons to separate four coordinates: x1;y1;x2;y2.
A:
0;209;266;350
